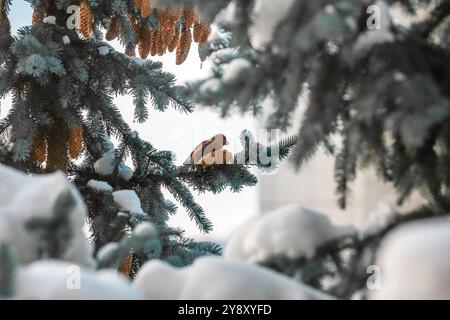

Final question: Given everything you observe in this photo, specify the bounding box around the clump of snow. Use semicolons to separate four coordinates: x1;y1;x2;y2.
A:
134;257;332;300
112;190;144;215
14;260;142;300
87;179;113;192
224;205;353;262
324;4;336;15
0;165;94;266
133;222;157;239
394;71;405;82
96;242;119;263
94;150;133;181
43;16;56;25
98;46;110;56
354;1;394;53
94;151;115;176
118;165;133;181
221;58;252;85
62;35;70;45
199;78;222;94
370;218;450;300
358;202;395;237
117;212;129;219
250;0;297;49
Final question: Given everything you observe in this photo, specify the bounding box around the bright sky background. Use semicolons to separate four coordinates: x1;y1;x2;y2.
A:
2;1;260;242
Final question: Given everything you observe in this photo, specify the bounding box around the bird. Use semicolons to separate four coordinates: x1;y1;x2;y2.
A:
200;149;234;165
185;134;232;165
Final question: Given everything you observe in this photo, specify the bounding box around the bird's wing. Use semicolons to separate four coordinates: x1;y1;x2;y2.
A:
184;138;213;164
184;136;228;165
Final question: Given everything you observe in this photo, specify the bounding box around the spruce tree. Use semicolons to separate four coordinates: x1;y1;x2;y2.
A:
0;0;293;277
166;0;450;298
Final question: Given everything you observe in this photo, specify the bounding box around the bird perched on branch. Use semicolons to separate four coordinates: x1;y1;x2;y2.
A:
185;134;233;165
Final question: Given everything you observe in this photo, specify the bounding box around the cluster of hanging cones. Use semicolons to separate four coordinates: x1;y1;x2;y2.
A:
30;1;211;65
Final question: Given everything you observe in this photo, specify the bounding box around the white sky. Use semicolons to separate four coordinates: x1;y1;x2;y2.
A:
1;2;260;242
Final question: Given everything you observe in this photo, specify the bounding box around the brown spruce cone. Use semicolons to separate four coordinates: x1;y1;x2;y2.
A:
155;28;165;56
150;30;158;56
32;9;45;27
167;8;182;24
46;120;69;173
168;27;180;53
156;29;165;56
156;9;168;27
176;28;192;65
138;27;152;59
118;254;133;277
128;14;140;42
200;25;212;44
105;16;121;41
79;0;93;39
193;21;211;43
68;122;84;159
140;0;152;18
160;25;175;54
183;8;196;29
133;0;143;9
32;129;47;164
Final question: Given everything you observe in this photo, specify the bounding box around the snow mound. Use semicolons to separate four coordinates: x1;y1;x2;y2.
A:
133;222;157;238
94;151;115;176
15;260;142;300
112;190;144;215
87;179;113;192
370;218;450;300
62;35;70;45
224;205;353;262
98;46;110;56
134;257;332;300
43;16;56;25
0;165;94;266
118;165;133;181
